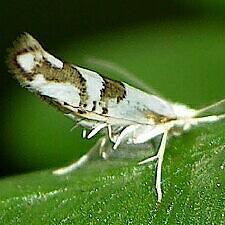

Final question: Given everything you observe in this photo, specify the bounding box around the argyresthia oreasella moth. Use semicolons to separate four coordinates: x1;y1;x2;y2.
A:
7;33;225;203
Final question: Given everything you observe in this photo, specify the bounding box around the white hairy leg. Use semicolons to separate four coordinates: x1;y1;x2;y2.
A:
87;123;107;139
99;136;108;159
53;136;108;175
138;130;168;203
113;125;140;150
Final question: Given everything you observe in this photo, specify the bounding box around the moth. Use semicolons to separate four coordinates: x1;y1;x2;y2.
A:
7;33;225;203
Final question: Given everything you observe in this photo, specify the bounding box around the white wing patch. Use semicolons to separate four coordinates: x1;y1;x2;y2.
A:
29;74;80;107
43;52;63;69
16;53;36;73
75;66;104;112
104;83;176;125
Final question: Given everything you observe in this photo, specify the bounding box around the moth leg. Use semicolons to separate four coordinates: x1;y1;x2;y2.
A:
113;125;139;150
138;130;168;203
53;136;108;176
107;124;113;142
87;123;107;139
99;136;108;159
82;129;87;138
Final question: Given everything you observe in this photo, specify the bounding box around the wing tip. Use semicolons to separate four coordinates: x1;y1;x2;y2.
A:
6;33;43;82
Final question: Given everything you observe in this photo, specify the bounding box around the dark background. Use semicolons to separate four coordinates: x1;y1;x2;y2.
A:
1;0;225;177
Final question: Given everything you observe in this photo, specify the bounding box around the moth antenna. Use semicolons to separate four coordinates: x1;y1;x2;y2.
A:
195;99;225;117
85;56;162;96
53;136;109;175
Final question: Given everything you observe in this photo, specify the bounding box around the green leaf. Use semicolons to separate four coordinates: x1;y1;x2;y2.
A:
0;123;225;224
